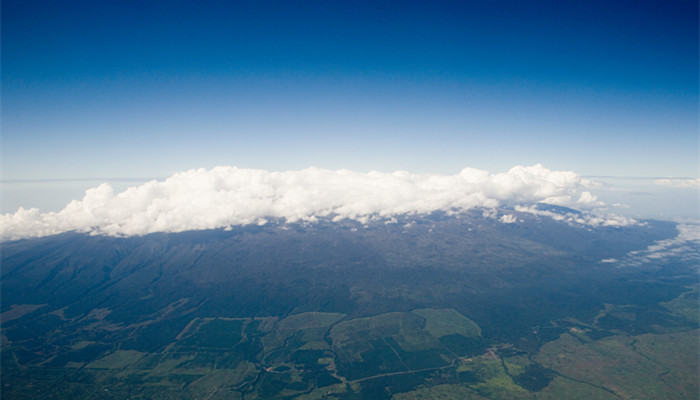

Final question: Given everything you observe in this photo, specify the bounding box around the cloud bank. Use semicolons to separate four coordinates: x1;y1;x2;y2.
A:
2;164;617;240
613;222;700;267
654;178;700;188
514;205;637;227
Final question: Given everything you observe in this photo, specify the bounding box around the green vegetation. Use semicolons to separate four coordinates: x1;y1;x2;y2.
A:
5;307;696;399
1;214;697;398
0;304;46;323
411;308;482;338
661;288;699;324
85;350;145;369
534;330;699;400
264;311;345;349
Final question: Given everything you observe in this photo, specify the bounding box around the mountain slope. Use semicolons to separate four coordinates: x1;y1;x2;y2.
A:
1;207;696;399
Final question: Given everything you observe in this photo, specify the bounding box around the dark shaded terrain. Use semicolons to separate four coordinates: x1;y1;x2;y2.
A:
1;207;697;399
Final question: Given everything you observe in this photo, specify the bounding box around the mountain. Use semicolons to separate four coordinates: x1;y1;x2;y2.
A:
1;207;697;399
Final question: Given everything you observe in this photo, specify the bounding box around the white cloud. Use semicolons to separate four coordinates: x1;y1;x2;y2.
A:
513;205;638;227
1;164;605;240
617;222;700;267
611;203;630;209
576;191;603;206
499;214;517;224
654;178;700;188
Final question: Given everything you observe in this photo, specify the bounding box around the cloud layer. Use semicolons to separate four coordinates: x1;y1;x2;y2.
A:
654;178;700;188
2;164;611;240
610;222;700;267
514;205;637;227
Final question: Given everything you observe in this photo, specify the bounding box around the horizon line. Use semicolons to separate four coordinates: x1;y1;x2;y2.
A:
2;174;698;184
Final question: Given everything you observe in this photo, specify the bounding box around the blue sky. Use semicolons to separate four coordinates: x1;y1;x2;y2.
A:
2;0;698;216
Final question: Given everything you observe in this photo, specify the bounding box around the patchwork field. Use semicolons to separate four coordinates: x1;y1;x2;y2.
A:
3;303;697;399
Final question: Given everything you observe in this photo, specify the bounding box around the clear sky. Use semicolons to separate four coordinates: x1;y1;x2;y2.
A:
1;0;698;216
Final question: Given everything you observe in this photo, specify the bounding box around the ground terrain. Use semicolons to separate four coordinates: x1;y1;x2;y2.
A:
2;207;697;399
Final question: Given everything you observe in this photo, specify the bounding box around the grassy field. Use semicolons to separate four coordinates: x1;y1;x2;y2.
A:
412;308;481;338
661;288;699;324
534;330;699;400
263;311;345;349
3;306;697;399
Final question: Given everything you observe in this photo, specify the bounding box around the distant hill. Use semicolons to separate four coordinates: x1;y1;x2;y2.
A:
1;207;696;399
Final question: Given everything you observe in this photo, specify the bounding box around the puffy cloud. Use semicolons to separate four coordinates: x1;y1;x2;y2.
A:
576;191;603;206
2;164;604;240
499;214;517;224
